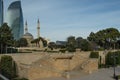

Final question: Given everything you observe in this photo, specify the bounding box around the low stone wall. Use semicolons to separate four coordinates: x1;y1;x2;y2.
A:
28;67;62;80
82;59;98;73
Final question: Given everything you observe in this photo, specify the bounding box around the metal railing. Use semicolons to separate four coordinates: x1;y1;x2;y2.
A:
0;74;9;80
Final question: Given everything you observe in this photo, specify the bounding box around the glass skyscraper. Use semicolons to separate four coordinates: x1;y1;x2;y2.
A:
7;1;24;40
0;0;3;26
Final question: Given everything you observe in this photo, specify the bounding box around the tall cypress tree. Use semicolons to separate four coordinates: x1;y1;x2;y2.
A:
0;23;14;53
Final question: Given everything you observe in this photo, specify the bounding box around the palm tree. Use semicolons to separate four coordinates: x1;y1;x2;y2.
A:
31;37;47;48
38;37;47;47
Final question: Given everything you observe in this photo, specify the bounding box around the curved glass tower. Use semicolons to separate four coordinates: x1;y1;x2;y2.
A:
0;0;3;26
7;1;24;40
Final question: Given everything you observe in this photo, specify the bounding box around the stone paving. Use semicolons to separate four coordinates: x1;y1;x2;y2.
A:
40;67;120;80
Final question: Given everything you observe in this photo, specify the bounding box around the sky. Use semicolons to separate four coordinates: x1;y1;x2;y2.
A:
4;0;120;42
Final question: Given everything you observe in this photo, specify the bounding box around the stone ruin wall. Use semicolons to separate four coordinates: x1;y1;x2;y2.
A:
0;52;99;80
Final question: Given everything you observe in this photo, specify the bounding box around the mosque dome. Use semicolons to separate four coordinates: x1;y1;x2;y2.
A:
23;32;33;39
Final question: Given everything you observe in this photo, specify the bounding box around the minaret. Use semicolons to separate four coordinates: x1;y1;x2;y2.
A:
37;19;40;38
25;21;28;34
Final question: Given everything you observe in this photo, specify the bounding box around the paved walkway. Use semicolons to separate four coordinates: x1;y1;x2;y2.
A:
40;67;120;80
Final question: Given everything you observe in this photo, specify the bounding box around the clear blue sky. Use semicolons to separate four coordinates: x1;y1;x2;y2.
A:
4;0;120;41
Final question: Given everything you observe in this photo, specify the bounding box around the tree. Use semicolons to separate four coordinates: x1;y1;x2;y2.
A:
31;39;38;47
80;39;92;51
16;38;28;47
88;28;120;49
75;37;94;51
0;23;14;53
31;37;47;47
117;40;120;49
76;37;83;48
89;52;99;58
66;36;76;52
48;42;56;50
38;37;47;47
0;55;17;79
67;36;76;46
87;32;96;42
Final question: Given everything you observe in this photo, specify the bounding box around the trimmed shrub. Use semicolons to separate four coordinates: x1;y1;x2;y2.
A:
7;48;18;53
47;51;59;53
59;49;66;53
0;48;18;54
67;45;76;52
117;75;120;79
0;55;17;79
89;52;99;58
105;51;120;66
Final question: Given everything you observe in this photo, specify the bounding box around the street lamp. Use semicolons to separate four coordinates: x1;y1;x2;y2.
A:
113;51;116;78
113;42;117;79
110;40;117;79
111;51;117;79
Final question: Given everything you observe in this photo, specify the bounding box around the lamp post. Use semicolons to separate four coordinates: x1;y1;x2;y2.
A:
113;42;117;79
110;40;117;79
113;49;116;78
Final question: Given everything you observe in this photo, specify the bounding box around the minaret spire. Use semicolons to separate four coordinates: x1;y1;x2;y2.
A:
37;19;40;38
25;20;28;33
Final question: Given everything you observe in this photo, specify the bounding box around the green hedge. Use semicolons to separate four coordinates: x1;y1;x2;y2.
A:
0;48;18;54
59;49;66;53
47;51;59;53
117;75;120;79
105;51;120;66
0;55;17;79
89;52;99;58
67;45;76;52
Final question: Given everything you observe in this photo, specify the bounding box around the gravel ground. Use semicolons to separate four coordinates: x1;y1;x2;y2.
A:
39;67;120;80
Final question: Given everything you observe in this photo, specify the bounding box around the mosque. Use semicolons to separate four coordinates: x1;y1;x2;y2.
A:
22;19;50;48
0;0;50;48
